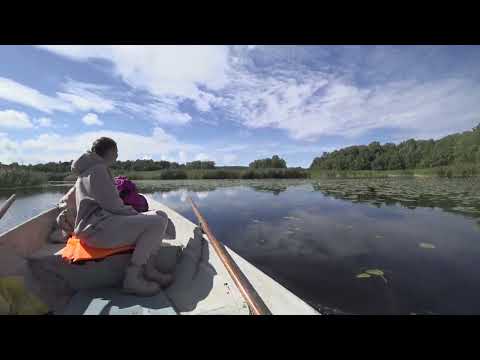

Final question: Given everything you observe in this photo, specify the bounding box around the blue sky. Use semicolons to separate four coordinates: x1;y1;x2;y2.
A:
0;45;479;167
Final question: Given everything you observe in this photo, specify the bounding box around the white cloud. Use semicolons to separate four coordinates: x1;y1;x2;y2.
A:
58;80;115;113
32;45;480;143
0;77;70;113
37;45;230;113
0;77;115;114
0;110;34;129
194;153;209;161
122;101;192;126
148;103;192;125
82;113;103;126
221;69;480;141
178;151;188;164
36;117;53;127
0;127;202;165
222;154;238;165
224;189;238;197
196;192;209;199
238;129;252;138
0;132;19;163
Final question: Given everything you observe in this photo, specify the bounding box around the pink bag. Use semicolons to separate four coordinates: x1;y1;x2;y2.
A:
114;176;149;213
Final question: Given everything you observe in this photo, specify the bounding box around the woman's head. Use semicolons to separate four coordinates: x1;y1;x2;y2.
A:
91;137;118;165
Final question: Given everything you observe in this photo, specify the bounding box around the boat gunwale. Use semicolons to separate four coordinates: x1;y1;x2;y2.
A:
0;206;59;239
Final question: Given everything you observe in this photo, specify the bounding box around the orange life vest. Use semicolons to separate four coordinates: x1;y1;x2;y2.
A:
59;235;135;263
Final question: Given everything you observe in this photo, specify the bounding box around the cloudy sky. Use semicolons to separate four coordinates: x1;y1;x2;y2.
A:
0;45;479;167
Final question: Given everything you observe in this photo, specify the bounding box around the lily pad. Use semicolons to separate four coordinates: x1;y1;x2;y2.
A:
375;235;384;239
366;269;384;276
363;269;388;283
474;223;480;232
283;216;300;220
356;273;371;279
419;242;436;249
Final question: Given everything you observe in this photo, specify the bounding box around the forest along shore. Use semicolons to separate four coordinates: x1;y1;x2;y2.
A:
1;124;479;189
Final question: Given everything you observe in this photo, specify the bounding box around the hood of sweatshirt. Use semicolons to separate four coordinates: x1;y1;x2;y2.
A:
71;151;106;175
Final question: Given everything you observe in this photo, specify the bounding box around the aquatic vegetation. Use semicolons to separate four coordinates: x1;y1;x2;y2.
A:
0;169;48;188
419;243;436;249
356;273;371;278
366;269;384;276
475;222;480;232
113;168;310;181
356;269;388;283
250;183;288;195
312;178;480;220
283;216;301;220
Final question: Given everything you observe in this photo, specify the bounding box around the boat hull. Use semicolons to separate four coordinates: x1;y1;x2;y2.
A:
0;194;320;315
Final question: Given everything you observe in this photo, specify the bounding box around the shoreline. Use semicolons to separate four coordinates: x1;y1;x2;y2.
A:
1;167;478;191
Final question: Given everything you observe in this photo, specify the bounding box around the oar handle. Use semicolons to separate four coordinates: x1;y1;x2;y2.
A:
188;196;272;315
0;194;16;221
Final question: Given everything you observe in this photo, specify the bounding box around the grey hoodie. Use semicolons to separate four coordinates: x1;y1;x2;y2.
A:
71;151;138;239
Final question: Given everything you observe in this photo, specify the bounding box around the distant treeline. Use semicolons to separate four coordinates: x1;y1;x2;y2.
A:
0;155;289;173
249;155;287;169
0;159;216;173
112;159;216;171
310;124;480;171
0;168;48;188
0;154;306;186
117;167;309;181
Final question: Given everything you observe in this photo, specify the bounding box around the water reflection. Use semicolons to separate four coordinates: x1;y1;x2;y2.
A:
138;179;480;314
0;185;71;234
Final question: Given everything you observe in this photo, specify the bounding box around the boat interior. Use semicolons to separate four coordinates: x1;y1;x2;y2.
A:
0;195;319;315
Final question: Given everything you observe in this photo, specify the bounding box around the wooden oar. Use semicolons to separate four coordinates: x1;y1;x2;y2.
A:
188;196;272;315
0;194;16;221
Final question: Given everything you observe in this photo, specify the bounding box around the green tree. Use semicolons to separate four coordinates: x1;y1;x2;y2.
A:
250;155;287;169
309;125;480;171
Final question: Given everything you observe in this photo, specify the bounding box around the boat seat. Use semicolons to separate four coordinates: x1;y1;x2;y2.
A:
61;287;178;315
27;248;131;291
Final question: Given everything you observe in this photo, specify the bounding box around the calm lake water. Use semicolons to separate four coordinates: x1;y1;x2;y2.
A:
1;178;479;315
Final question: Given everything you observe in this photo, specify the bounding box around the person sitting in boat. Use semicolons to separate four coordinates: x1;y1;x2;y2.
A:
69;137;176;296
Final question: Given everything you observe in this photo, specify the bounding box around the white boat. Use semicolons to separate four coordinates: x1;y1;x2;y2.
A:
0;194;320;315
